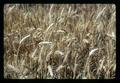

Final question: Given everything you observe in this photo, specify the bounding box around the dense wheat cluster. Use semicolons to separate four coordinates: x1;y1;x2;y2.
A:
4;4;116;79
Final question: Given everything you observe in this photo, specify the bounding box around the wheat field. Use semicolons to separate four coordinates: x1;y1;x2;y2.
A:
4;4;116;79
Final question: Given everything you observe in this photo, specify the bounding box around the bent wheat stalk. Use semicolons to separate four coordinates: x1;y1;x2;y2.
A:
89;48;98;57
19;34;30;44
16;34;31;64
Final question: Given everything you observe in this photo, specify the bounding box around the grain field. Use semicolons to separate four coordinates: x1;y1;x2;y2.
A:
4;4;116;79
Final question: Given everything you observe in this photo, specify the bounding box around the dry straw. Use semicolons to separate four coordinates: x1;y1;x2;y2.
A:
89;48;98;56
31;47;38;58
56;30;65;33
106;32;116;40
83;39;89;44
39;41;52;45
4;4;116;79
46;50;53;62
19;34;30;44
47;65;53;77
44;23;54;33
62;50;71;65
73;63;78;79
7;64;20;73
7;6;15;14
55;50;64;56
96;7;106;20
60;7;64;16
56;65;64;72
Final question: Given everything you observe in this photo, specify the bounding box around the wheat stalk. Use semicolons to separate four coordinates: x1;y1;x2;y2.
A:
73;63;78;79
47;65;53;77
44;23;54;33
55;50;64;56
96;7;106;21
31;47;38;58
56;65;64;72
19;34;30;44
89;48;98;57
7;64;20;74
39;41;52;45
